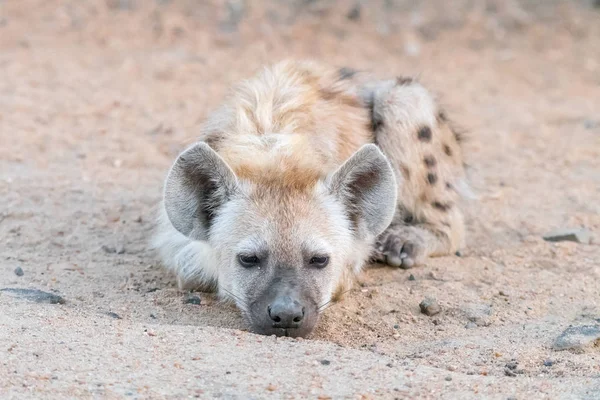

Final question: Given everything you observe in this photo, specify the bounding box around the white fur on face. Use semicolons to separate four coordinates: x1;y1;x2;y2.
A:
203;181;361;310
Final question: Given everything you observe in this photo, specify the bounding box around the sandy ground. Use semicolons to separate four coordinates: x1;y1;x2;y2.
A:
1;0;600;398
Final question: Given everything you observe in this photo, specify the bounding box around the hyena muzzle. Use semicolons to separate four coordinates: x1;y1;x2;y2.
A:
152;60;467;337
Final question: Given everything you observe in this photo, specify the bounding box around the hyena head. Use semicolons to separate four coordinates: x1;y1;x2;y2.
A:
163;142;397;337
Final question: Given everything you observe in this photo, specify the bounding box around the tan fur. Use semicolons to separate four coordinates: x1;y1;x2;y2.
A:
200;60;373;188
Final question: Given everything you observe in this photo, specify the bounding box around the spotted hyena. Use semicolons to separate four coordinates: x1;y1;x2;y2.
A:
152;60;468;337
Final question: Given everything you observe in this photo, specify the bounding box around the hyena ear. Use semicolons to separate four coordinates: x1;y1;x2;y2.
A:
163;142;238;241
328;144;398;238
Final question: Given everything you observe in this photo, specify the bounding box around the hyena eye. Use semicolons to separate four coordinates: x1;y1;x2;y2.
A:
238;254;260;268
308;256;329;268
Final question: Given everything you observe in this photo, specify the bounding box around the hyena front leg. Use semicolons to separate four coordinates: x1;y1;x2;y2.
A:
367;78;467;269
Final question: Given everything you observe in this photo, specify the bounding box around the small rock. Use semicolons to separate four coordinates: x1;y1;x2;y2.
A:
184;295;201;305
505;361;518;370
445;376;452;381
543;360;554;367
408;274;416;281
543;228;591;244
553;325;600;351
346;4;361;21
419;298;441;316
504;360;524;377
105;312;122;319
465;322;477;329
393;324;399;329
101;245;116;254
116;244;126;254
320;359;331;365
266;384;277;391
455;250;462;257
462;304;493;327
14;267;24;277
1;288;65;304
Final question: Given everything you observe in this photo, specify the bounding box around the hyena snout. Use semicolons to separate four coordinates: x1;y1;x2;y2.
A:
268;296;305;329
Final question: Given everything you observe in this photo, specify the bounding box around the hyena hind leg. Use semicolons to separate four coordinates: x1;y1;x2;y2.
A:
367;77;467;269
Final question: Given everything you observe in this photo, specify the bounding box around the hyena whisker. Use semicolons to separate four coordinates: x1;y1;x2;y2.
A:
221;287;251;310
318;288;354;313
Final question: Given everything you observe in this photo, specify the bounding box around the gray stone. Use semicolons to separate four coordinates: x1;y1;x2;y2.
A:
419;298;441;316
553;325;600;351
465;322;477;329
184;295;201;305
543;228;591;244
14;267;24;277
462;304;493;327
1;288;65;304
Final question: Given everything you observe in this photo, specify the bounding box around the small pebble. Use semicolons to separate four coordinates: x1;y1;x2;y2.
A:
101;245;116;254
543;228;591;244
543;360;554;367
320;359;331;365
408;274;416;281
1;288;65;304
445;376;452;381
553;324;600;351
105;312;122;319
184;295;201;305
465;322;477;329
346;4;361;21
14;267;24;277
419;298;441;316
455;251;462;257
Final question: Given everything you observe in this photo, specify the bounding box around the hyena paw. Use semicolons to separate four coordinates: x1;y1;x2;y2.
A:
373;226;428;269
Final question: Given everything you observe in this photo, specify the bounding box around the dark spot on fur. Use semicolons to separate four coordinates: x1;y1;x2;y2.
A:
437;111;447;122
339;67;357;80
396;76;413;86
400;164;411;181
443;144;453;156
403;212;414;224
452;126;465;143
423;155;436;168
418;126;432;142
432;201;451;212
366;93;383;132
427;173;438;185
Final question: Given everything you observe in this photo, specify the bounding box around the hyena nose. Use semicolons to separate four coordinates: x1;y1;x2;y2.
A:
268;297;305;328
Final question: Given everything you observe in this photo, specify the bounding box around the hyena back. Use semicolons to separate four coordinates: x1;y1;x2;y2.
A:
153;60;467;337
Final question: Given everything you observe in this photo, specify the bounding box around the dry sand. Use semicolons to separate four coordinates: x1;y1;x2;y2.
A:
1;0;599;398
